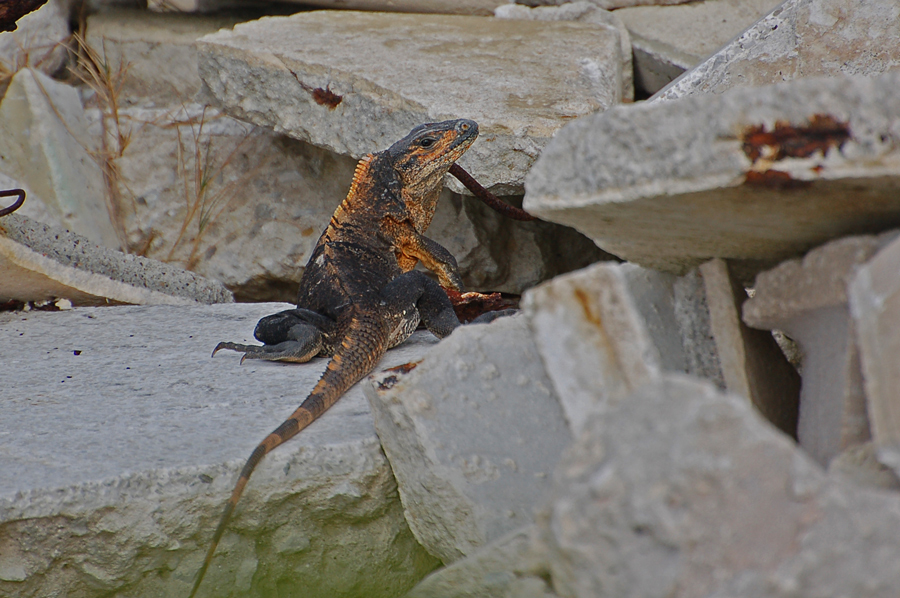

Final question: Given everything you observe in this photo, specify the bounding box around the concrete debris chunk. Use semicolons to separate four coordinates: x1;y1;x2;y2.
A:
654;0;900;102
494;1;633;102
365;315;571;564
0;212;233;305
85;8;247;107
614;0;782;95
198;10;623;195
522;261;724;435
0;68;120;249
544;374;900;598
849;232;900;478
745;233;898;465
149;0;506;14
0;303;441;597
524;71;900;276
701;258;800;439
517;0;693;10
405;525;558;598
0;0;69;89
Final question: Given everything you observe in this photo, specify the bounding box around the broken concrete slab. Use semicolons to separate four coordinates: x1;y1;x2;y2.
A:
518;0;693;9
0;303;441;597
405;525;557;598
0;68;120;249
494;1;633;102
365;315;571;564
149;0;506;14
522;261;724;436
543;374;900;598
614;0;782;95
0;212;233;305
849;233;900;478
745;233;896;465
701;258;800;439
85;8;246;107
0;0;69;90
524;71;900;276
654;0;900;102
198;10;623;195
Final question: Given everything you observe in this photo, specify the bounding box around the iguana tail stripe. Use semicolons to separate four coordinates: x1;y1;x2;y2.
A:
188;314;390;598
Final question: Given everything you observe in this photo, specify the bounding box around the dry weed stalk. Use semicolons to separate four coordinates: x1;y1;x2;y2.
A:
68;32;133;250
164;105;267;269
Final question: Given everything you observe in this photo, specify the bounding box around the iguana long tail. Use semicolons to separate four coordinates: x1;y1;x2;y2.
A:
188;313;390;598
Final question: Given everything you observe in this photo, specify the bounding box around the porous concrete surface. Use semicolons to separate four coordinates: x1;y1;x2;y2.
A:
365;315;571;564
494;1;633;102
0;69;120;249
543;374;900;598
524;71;900;275
849;233;900;478
0;303;441;597
0;212;233;305
700;258;800;439
85;8;247;107
197;10;623;195
517;0;693;9
405;525;557;598
615;0;782;95
149;0;506;13
0;0;69;88
745;234;897;465
654;0;900;102
522;261;724;436
284;0;506;14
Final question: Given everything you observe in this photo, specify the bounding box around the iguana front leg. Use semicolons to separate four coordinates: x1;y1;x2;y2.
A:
390;225;464;291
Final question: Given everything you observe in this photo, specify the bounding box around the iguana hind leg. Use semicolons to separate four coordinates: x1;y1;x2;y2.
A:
212;309;329;363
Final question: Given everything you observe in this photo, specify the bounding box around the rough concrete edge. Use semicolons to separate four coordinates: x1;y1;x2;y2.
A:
649;0;797;103
0;213;233;304
364;366;486;565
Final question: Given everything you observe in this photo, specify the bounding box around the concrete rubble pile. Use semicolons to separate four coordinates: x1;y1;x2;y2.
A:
2;0;900;597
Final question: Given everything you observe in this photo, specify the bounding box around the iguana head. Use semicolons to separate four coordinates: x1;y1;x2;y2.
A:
387;119;478;191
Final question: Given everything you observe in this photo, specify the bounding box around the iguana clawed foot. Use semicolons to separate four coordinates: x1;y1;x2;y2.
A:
212;308;331;364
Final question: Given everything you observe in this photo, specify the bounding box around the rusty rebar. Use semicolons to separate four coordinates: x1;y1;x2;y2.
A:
449;163;535;222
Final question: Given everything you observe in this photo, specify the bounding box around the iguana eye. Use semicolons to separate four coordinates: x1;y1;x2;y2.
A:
420;138;435;148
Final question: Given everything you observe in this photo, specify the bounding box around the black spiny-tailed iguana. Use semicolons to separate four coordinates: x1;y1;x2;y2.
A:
189;118;484;597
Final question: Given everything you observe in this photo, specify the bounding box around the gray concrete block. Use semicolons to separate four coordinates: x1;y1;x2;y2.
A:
701;258;800;439
149;0;506;14
518;0;694;9
524;71;900;276
0;303;441;597
745;234;898;465
0;0;69;89
614;0;782;95
544;374;900;598
405;525;557;598
849;233;900;478
653;0;900;102
0;69;120;249
85;8;247;107
494;1;633;102
523;261;723;436
197;10;623;195
365;315;571;564
0;212;233;306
